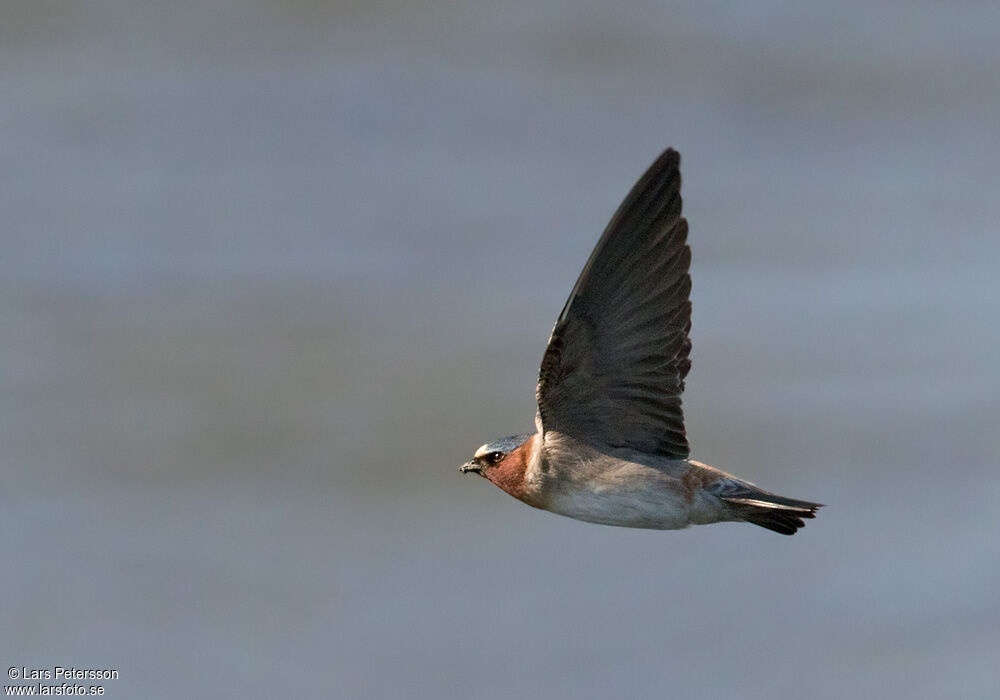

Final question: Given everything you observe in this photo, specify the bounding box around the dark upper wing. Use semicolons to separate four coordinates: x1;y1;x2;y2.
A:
536;149;692;458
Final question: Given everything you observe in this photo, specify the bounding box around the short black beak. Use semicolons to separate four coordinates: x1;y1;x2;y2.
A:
459;461;482;475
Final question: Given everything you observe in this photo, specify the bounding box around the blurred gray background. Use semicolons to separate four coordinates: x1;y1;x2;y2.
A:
2;1;998;698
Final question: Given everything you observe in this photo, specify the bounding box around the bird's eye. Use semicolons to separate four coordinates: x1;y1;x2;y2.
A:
486;451;504;464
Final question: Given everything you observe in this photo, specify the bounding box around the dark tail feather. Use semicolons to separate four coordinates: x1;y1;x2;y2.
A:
722;494;823;536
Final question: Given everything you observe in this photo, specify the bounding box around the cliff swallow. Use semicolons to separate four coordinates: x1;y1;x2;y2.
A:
460;149;822;534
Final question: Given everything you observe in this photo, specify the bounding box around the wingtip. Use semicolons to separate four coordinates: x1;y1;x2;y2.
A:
654;147;680;169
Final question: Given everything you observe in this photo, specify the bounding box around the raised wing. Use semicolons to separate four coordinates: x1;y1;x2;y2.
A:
536;149;692;458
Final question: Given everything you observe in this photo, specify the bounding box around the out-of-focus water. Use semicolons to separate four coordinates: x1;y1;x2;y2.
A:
2;1;999;697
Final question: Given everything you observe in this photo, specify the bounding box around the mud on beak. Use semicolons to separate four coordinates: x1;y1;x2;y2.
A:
459;461;483;475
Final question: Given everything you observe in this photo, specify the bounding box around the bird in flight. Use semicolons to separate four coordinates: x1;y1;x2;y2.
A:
460;149;821;534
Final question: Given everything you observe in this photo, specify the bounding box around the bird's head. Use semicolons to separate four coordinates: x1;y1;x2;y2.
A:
459;434;533;480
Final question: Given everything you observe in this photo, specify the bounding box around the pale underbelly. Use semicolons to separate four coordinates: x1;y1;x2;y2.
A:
544;481;709;530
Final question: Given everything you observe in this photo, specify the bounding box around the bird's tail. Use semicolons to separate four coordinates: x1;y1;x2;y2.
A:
718;485;823;536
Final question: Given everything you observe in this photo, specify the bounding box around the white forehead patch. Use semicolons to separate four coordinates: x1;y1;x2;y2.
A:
474;443;491;459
